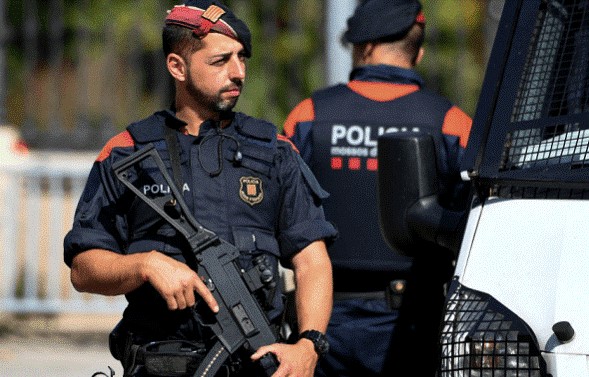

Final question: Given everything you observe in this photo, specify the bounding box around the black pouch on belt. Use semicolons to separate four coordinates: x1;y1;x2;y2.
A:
139;340;207;376
109;320;127;361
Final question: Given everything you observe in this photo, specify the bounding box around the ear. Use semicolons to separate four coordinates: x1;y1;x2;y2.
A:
363;42;376;61
414;47;425;66
167;53;187;82
352;42;375;66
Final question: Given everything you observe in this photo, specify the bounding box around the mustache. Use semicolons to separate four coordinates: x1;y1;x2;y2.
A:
222;80;243;92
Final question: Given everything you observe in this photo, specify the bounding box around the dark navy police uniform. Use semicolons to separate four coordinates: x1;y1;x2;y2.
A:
283;1;472;375
284;64;472;376
64;110;337;375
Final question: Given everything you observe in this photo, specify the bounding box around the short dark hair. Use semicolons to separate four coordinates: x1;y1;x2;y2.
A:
402;23;425;64
162;24;203;60
378;23;425;65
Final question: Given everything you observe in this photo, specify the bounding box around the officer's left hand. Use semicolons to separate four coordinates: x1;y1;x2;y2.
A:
251;339;318;377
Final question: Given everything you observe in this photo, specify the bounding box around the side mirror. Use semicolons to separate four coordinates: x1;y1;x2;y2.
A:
377;132;465;256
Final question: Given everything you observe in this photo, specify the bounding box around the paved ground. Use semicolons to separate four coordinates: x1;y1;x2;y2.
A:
0;314;123;377
0;334;123;377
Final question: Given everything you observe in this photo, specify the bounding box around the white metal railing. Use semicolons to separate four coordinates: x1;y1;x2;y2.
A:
0;151;127;314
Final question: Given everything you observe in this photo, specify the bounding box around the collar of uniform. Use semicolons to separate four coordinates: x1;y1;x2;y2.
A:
162;108;190;130
135;111;276;146
349;64;424;86
127;109;187;143
197;111;276;144
198;119;219;134
197;111;236;135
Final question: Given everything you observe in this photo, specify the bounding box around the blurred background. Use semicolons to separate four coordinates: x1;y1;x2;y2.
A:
0;0;504;149
0;0;504;375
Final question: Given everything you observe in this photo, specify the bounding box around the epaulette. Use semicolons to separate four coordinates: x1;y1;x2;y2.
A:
96;131;134;162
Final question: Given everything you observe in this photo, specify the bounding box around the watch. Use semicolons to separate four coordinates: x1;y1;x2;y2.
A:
299;330;329;357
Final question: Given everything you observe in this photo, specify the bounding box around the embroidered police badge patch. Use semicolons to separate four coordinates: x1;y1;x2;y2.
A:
239;176;263;205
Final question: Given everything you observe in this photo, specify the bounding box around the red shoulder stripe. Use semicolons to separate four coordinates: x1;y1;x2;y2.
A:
441;106;473;148
283;98;314;137
96;131;135;162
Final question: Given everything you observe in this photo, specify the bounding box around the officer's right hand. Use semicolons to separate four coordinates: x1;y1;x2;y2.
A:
141;251;219;313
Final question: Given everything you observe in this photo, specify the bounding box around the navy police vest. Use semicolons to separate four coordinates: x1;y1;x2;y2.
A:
311;84;452;273
122;112;288;323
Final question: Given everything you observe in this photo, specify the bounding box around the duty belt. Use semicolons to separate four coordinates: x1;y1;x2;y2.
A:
333;279;407;310
333;291;386;300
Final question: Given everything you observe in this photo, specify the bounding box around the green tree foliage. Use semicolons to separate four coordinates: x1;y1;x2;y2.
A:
418;0;489;117
226;0;327;129
231;0;490;123
3;0;490;143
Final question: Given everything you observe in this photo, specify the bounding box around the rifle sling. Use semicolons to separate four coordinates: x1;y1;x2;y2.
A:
164;124;184;190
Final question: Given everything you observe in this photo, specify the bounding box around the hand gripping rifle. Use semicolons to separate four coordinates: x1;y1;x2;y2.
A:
112;144;279;377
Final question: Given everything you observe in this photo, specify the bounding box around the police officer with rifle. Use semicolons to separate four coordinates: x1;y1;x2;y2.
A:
63;1;337;376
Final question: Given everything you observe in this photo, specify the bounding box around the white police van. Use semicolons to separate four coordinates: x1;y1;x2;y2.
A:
377;0;589;375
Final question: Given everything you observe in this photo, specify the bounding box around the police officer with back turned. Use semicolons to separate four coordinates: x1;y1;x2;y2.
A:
284;0;473;375
64;1;337;376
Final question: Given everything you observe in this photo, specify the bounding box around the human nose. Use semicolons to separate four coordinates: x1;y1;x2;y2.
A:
229;56;246;81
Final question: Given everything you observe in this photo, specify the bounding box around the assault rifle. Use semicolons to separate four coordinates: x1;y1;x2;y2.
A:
112;144;279;377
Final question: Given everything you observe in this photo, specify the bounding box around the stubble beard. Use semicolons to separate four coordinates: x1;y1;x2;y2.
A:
186;71;241;113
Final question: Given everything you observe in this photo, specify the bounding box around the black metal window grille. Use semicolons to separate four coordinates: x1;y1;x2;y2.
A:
500;122;589;171
476;0;589;197
511;1;563;122
439;282;546;377
511;0;589;122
